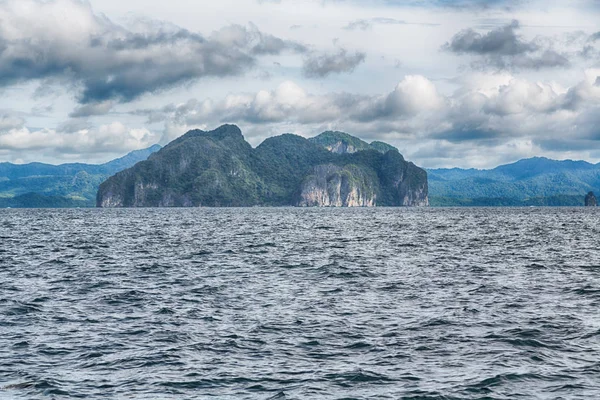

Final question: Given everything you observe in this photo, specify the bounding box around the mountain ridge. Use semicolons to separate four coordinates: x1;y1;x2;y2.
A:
0;145;162;207
3;133;599;208
308;131;399;155
427;157;600;206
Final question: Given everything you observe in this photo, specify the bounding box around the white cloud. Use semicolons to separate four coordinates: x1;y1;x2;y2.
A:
130;70;600;167
1;0;600;167
385;75;445;115
0;121;159;155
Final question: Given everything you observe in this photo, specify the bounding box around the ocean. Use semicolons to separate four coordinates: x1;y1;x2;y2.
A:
1;208;599;399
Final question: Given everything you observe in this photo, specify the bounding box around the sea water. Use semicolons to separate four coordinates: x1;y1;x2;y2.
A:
1;208;599;399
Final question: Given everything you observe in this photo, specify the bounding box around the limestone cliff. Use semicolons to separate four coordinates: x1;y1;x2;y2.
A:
297;165;377;207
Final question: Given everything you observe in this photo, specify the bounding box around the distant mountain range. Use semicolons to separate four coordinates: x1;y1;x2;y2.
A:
428;157;600;206
0;145;161;208
1;132;599;208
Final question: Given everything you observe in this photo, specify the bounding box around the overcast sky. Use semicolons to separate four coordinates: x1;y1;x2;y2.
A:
0;0;599;168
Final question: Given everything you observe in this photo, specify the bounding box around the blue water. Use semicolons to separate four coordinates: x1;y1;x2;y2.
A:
1;208;600;399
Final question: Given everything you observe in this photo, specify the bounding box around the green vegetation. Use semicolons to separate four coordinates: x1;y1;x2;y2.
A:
97;125;429;207
428;157;600;206
309;131;371;153
0;145;161;208
369;141;398;154
309;131;399;154
430;196;585;207
0;193;91;208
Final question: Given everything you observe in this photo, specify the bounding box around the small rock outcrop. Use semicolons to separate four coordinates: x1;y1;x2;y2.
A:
585;192;597;207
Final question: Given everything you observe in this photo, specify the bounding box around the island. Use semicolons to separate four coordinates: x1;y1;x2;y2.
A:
585;192;598;207
96;125;428;208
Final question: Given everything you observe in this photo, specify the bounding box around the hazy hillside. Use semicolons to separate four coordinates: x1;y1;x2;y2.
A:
0;145;161;207
428;157;600;206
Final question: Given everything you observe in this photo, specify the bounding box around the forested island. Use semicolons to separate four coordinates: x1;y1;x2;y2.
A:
96;125;429;208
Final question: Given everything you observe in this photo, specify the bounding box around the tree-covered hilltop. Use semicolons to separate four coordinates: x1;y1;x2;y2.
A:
308;131;399;154
428;157;600;206
0;145;161;207
97;125;429;207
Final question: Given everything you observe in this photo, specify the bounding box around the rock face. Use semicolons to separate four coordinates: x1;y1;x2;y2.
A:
585;191;597;206
97;125;429;208
297;165;377;207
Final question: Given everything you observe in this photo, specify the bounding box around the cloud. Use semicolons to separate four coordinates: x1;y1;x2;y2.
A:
69;101;115;118
130;68;600;167
443;20;570;70
0;114;25;130
6;68;598;167
303;48;366;78
136;76;444;135
0;121;159;155
269;0;526;11
424;0;527;10
344;20;374;31
560;69;600;110
444;20;534;56
343;17;439;30
0;0;306;104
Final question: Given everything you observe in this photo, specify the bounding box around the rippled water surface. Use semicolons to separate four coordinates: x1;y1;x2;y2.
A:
1;208;600;399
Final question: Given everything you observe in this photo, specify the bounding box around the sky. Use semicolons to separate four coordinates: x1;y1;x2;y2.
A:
0;0;599;168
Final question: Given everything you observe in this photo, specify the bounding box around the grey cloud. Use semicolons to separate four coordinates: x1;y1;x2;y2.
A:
133;103;179;124
430;125;503;144
0;115;25;131
344;20;373;31
152;73;600;152
421;0;527;9
444;20;570;70
255;70;274;80
574;108;600;140
250;33;308;55
56;119;93;133
535;138;598;152
31;104;54;117
444;20;535;56
97;29;205;51
559;78;600;111
532;107;600;151
137;76;443;132
276;0;526;11
344;17;439;31
69;101;114;118
0;0;306;104
303;48;366;78
79;71;600;167
589;32;600;42
494;50;570;70
579;45;597;59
